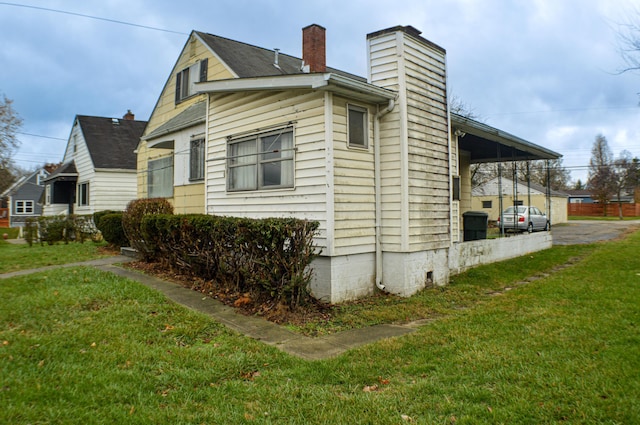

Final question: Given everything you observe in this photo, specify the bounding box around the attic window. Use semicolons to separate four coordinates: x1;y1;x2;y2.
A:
175;58;208;103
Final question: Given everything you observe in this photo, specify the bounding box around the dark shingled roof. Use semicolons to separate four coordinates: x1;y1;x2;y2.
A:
77;116;147;170
144;101;206;141
196;31;366;82
43;160;77;182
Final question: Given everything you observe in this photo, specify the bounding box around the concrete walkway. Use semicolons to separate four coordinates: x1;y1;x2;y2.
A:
0;256;418;360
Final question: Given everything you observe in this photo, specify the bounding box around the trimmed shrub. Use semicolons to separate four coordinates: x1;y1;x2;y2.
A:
98;213;128;248
140;214;320;308
122;198;173;260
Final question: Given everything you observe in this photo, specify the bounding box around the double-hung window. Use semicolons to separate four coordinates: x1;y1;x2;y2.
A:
227;128;294;191
347;104;368;148
15;200;34;214
190;138;205;181
148;156;174;198
175;58;208;103
77;182;90;206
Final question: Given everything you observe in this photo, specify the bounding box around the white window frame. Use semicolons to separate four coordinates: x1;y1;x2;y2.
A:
347;104;369;149
189;138;205;181
45;184;51;205
227;127;295;192
148;156;174;198
77;182;90;206
15;200;34;215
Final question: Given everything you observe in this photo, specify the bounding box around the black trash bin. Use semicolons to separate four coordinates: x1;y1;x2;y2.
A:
462;211;488;241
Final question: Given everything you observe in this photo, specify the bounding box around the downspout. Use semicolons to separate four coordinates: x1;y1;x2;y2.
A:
374;96;397;292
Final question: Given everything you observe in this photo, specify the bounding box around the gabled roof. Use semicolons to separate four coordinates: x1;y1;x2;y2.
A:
43;161;77;182
1;168;49;197
195;31;366;82
76;116;147;170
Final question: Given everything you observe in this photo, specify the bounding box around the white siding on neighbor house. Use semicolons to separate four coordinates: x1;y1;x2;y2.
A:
206;89;329;249
85;170;137;213
66;123;96;215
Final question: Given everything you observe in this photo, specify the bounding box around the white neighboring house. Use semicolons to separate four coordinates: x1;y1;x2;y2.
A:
43;111;147;216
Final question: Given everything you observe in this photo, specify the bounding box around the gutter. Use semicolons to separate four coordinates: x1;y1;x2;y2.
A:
373;95;397;292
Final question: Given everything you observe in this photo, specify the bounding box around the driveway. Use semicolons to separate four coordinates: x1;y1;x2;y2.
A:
552;220;640;245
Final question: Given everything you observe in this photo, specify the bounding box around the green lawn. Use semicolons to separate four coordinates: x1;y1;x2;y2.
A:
1;233;639;423
0;240;110;274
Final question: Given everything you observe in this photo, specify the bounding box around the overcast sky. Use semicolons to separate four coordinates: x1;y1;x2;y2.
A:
1;0;639;183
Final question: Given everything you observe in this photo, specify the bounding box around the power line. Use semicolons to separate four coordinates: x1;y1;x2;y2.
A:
0;2;188;36
17;132;66;141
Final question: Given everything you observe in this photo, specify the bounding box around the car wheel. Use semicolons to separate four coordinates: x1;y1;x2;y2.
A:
527;223;533;233
544;221;550;231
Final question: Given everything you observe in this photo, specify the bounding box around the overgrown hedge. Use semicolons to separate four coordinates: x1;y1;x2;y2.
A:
122;198;173;260
24;215;99;246
96;212;128;248
141;214;320;308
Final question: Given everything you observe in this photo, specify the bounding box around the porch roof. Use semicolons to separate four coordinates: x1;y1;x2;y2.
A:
451;113;561;163
42;161;77;183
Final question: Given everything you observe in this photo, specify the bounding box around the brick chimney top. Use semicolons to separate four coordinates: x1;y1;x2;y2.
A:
123;110;135;120
302;24;326;73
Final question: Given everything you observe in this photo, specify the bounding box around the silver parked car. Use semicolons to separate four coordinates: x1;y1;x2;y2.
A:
497;205;550;233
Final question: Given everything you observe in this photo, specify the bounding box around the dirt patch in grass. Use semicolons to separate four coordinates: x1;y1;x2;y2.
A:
125;260;335;328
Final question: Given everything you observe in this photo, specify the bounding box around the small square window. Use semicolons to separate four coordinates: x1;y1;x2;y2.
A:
15;200;34;214
482;200;492;209
347;105;368;148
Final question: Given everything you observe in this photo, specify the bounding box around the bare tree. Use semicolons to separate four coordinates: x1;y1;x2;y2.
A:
616;8;640;74
587;134;616;215
0;94;23;169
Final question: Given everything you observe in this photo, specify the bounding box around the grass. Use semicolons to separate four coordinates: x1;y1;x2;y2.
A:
0;227;20;239
0;240;111;274
1;233;639;423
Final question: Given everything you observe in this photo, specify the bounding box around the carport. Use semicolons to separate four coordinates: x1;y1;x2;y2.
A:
451;113;562;237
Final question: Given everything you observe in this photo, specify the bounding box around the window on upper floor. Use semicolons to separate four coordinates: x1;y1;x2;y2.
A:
77;182;89;206
190;138;205;181
227;128;294;192
148;156;174;198
175;58;208;103
347;104;368;149
15;200;34;214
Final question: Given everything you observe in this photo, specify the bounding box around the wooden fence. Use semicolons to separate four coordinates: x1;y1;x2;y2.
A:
568;203;640;217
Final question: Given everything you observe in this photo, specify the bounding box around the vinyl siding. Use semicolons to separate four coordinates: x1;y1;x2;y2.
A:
137;32;234;200
368;31;404;251
332;97;377;255
403;35;450;251
206;89;329;249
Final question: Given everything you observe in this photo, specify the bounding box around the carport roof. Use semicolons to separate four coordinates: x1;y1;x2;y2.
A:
451;113;561;163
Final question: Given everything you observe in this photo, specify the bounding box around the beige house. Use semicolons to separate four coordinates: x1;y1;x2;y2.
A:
138;24;561;303
472;177;569;225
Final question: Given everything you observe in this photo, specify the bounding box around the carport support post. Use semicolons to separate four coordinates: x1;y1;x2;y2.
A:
546;160;552;225
527;161;531;209
498;145;504;237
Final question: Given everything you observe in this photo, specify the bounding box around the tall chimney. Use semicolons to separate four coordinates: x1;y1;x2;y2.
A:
302;24;326;73
123;110;135;120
